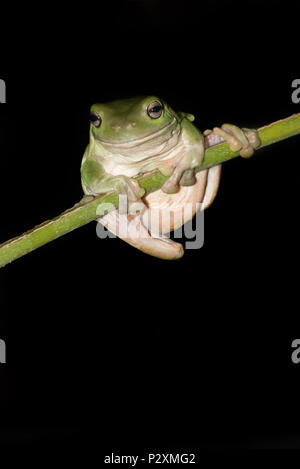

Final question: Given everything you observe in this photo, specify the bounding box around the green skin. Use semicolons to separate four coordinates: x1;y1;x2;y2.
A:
81;96;260;214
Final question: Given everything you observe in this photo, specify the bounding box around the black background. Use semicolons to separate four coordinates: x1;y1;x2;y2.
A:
0;0;299;460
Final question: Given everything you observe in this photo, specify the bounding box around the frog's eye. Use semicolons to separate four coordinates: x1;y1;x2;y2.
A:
90;111;102;128
147;101;163;119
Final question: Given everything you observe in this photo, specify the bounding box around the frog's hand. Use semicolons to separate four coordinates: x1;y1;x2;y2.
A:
97;211;184;260
142;165;222;235
160;117;205;194
206;125;261;158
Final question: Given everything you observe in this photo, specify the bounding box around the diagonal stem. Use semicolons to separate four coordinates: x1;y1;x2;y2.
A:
0;113;299;268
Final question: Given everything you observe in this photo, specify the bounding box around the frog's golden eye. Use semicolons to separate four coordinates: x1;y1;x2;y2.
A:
90;111;102;128
147;101;163;119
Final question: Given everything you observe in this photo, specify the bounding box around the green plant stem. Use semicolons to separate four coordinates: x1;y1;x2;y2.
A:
1;113;300;268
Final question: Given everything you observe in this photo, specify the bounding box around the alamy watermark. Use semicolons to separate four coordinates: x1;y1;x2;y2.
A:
291;338;300;364
95;194;204;250
0;339;6;364
0;79;6;103
291;79;300;104
1;82;7;358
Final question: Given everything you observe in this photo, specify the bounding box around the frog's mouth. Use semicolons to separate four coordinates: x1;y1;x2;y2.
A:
97;117;178;148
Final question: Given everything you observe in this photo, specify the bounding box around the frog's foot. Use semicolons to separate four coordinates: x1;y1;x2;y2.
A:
98;210;184;260
208;124;261;158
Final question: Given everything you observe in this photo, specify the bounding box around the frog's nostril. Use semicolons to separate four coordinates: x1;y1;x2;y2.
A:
131;122;136;127
111;125;121;132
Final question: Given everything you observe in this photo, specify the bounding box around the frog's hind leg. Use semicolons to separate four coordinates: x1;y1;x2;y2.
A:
142;164;222;235
97;165;221;260
202;164;222;209
97;211;184;260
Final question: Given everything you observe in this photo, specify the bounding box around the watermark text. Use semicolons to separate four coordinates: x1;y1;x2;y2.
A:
95;195;204;250
291;79;300;104
291;338;300;364
0;339;6;364
0;79;6;103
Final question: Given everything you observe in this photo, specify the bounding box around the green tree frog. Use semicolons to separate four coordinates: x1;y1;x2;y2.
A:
81;96;260;259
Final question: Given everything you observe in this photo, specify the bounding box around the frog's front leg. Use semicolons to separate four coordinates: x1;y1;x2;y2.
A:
81;158;145;214
204;124;261;158
160;117;205;194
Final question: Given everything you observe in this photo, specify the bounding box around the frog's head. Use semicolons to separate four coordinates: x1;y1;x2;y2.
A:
89;96;178;145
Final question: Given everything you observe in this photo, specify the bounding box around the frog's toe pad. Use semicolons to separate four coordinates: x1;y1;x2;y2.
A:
244;128;261;150
161;180;180;194
179;169;196;186
239;145;254;159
